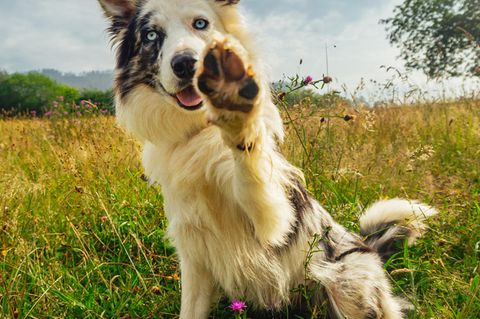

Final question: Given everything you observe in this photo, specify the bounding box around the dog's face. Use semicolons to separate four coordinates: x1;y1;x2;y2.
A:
99;0;241;142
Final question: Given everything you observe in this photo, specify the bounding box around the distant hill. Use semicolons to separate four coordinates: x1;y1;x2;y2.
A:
40;69;113;91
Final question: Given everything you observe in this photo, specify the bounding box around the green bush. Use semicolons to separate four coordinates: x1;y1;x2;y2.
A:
78;89;114;112
0;72;79;115
0;70;8;82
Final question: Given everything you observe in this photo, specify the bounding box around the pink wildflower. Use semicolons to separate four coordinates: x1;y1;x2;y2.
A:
303;75;313;85
100;109;108;114
44;111;53;117
229;300;247;313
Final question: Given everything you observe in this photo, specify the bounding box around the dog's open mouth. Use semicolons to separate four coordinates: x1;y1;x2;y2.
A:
174;85;203;111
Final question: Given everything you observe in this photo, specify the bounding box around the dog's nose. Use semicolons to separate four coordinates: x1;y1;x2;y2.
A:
171;53;197;80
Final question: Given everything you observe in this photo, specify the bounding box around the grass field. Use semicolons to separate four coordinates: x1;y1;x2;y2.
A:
1;99;479;318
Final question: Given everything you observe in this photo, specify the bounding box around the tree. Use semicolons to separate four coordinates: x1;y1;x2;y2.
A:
0;70;8;82
78;88;114;111
382;0;480;78
0;72;79;114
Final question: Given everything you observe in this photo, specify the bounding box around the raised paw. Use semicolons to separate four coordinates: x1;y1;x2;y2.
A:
195;39;259;113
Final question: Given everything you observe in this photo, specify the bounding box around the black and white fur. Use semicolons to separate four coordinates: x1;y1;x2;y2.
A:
98;1;438;318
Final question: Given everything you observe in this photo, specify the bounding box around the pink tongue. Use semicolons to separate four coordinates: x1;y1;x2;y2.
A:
176;86;203;107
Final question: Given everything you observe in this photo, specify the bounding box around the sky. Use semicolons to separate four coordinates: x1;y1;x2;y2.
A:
0;0;477;99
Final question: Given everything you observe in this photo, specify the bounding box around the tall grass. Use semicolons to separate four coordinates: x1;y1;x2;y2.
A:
1;99;479;318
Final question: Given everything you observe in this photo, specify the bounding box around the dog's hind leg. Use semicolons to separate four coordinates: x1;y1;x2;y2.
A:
310;252;405;319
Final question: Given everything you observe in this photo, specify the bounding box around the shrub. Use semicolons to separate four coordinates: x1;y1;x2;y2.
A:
0;72;79;115
78;89;114;113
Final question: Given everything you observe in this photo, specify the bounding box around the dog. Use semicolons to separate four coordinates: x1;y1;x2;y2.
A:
98;0;438;318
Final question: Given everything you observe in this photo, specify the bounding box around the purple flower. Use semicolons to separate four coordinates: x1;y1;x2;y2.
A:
100;109;108;114
44;111;53;117
303;75;313;85
80;100;86;106
229;300;247;313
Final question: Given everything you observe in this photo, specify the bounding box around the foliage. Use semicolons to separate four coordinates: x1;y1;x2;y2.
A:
0;72;79;114
281;89;346;108
274;74;344;108
382;0;480;78
78;89;114;112
36;97;113;120
1;98;479;318
0;72;114;117
0;69;8;82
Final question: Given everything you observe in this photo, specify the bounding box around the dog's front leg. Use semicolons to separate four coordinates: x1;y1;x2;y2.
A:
179;259;216;319
195;36;296;246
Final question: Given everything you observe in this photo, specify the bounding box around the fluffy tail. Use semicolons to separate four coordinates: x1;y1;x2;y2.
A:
359;198;438;261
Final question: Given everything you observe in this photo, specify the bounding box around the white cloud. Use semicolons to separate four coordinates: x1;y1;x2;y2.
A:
0;0;114;72
245;0;404;94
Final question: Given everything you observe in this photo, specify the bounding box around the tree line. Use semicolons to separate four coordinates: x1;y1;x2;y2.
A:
0;71;114;116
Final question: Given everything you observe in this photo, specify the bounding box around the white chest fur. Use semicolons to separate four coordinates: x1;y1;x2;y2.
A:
142;137;306;307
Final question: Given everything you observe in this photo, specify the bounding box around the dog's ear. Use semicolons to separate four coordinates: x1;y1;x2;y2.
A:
98;0;136;22
98;0;137;42
214;0;241;6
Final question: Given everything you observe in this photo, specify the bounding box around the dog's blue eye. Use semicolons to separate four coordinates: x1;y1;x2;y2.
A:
193;18;209;30
146;31;158;41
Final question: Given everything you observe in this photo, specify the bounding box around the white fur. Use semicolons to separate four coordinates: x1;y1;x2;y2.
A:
360;198;438;245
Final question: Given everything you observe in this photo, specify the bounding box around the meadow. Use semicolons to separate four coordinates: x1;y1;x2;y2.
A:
0;97;479;318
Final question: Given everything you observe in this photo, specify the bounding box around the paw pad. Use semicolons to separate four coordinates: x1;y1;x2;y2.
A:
197;41;259;113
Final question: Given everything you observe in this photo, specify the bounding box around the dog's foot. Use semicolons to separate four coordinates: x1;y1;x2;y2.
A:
196;38;260;114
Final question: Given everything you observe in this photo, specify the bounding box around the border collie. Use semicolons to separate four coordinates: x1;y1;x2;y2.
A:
98;1;437;317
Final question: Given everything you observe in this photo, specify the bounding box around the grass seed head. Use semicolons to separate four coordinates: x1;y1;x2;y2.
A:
323;75;333;84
